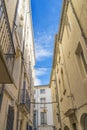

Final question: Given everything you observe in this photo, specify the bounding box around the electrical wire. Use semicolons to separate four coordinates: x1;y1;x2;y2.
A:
34;65;52;68
31;101;57;104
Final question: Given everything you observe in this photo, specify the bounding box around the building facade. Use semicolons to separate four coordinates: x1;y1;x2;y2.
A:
34;85;54;130
50;0;87;130
0;0;35;130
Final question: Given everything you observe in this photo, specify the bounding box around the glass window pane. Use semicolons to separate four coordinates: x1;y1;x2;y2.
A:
40;89;45;94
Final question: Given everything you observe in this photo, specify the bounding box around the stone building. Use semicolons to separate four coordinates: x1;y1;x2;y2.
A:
34;85;54;130
0;0;35;130
50;0;87;130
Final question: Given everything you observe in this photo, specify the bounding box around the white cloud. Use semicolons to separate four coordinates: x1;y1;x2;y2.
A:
34;68;48;86
35;31;54;61
34;68;47;86
35;68;47;76
36;47;52;61
34;77;42;86
34;31;55;86
35;33;52;46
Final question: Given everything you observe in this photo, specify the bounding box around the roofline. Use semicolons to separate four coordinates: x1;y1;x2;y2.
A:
30;0;36;64
49;0;69;88
49;34;58;88
58;0;69;42
34;84;49;88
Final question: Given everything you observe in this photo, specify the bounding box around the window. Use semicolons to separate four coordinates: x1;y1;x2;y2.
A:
34;99;36;108
80;51;87;73
84;115;87;130
61;69;66;95
40;98;46;108
41;112;47;125
6;105;14;130
58;79;63;102
29;126;32;130
66;15;71;37
40;98;46;103
34;111;37;129
40;89;45;94
0;86;2;102
72;123;77;130
75;43;87;78
64;126;70;130
20;120;23;130
0;85;4;110
59;55;61;63
26;122;29;130
81;114;87;130
23;80;26;89
0;1;3;19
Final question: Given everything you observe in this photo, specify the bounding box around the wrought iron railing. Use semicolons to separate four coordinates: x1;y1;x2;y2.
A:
20;89;30;113
0;0;15;74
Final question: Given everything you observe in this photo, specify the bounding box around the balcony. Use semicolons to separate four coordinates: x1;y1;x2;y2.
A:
64;108;77;124
64;108;76;117
20;89;30;114
0;0;15;83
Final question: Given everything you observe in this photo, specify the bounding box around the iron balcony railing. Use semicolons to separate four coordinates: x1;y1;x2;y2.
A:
20;89;30;113
0;0;15;75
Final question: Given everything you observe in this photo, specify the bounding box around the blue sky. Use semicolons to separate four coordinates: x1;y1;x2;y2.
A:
31;0;63;85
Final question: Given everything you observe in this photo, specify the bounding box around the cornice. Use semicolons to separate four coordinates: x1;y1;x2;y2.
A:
34;84;49;88
49;34;58;87
53;34;59;68
58;0;69;42
49;0;69;87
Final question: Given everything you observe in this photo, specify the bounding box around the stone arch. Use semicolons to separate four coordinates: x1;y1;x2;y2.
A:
64;126;70;130
80;113;87;130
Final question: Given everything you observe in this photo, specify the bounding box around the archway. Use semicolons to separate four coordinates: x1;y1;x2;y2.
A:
64;126;70;130
81;113;87;130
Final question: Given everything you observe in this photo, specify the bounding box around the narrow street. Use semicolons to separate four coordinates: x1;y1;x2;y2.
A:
0;0;87;130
